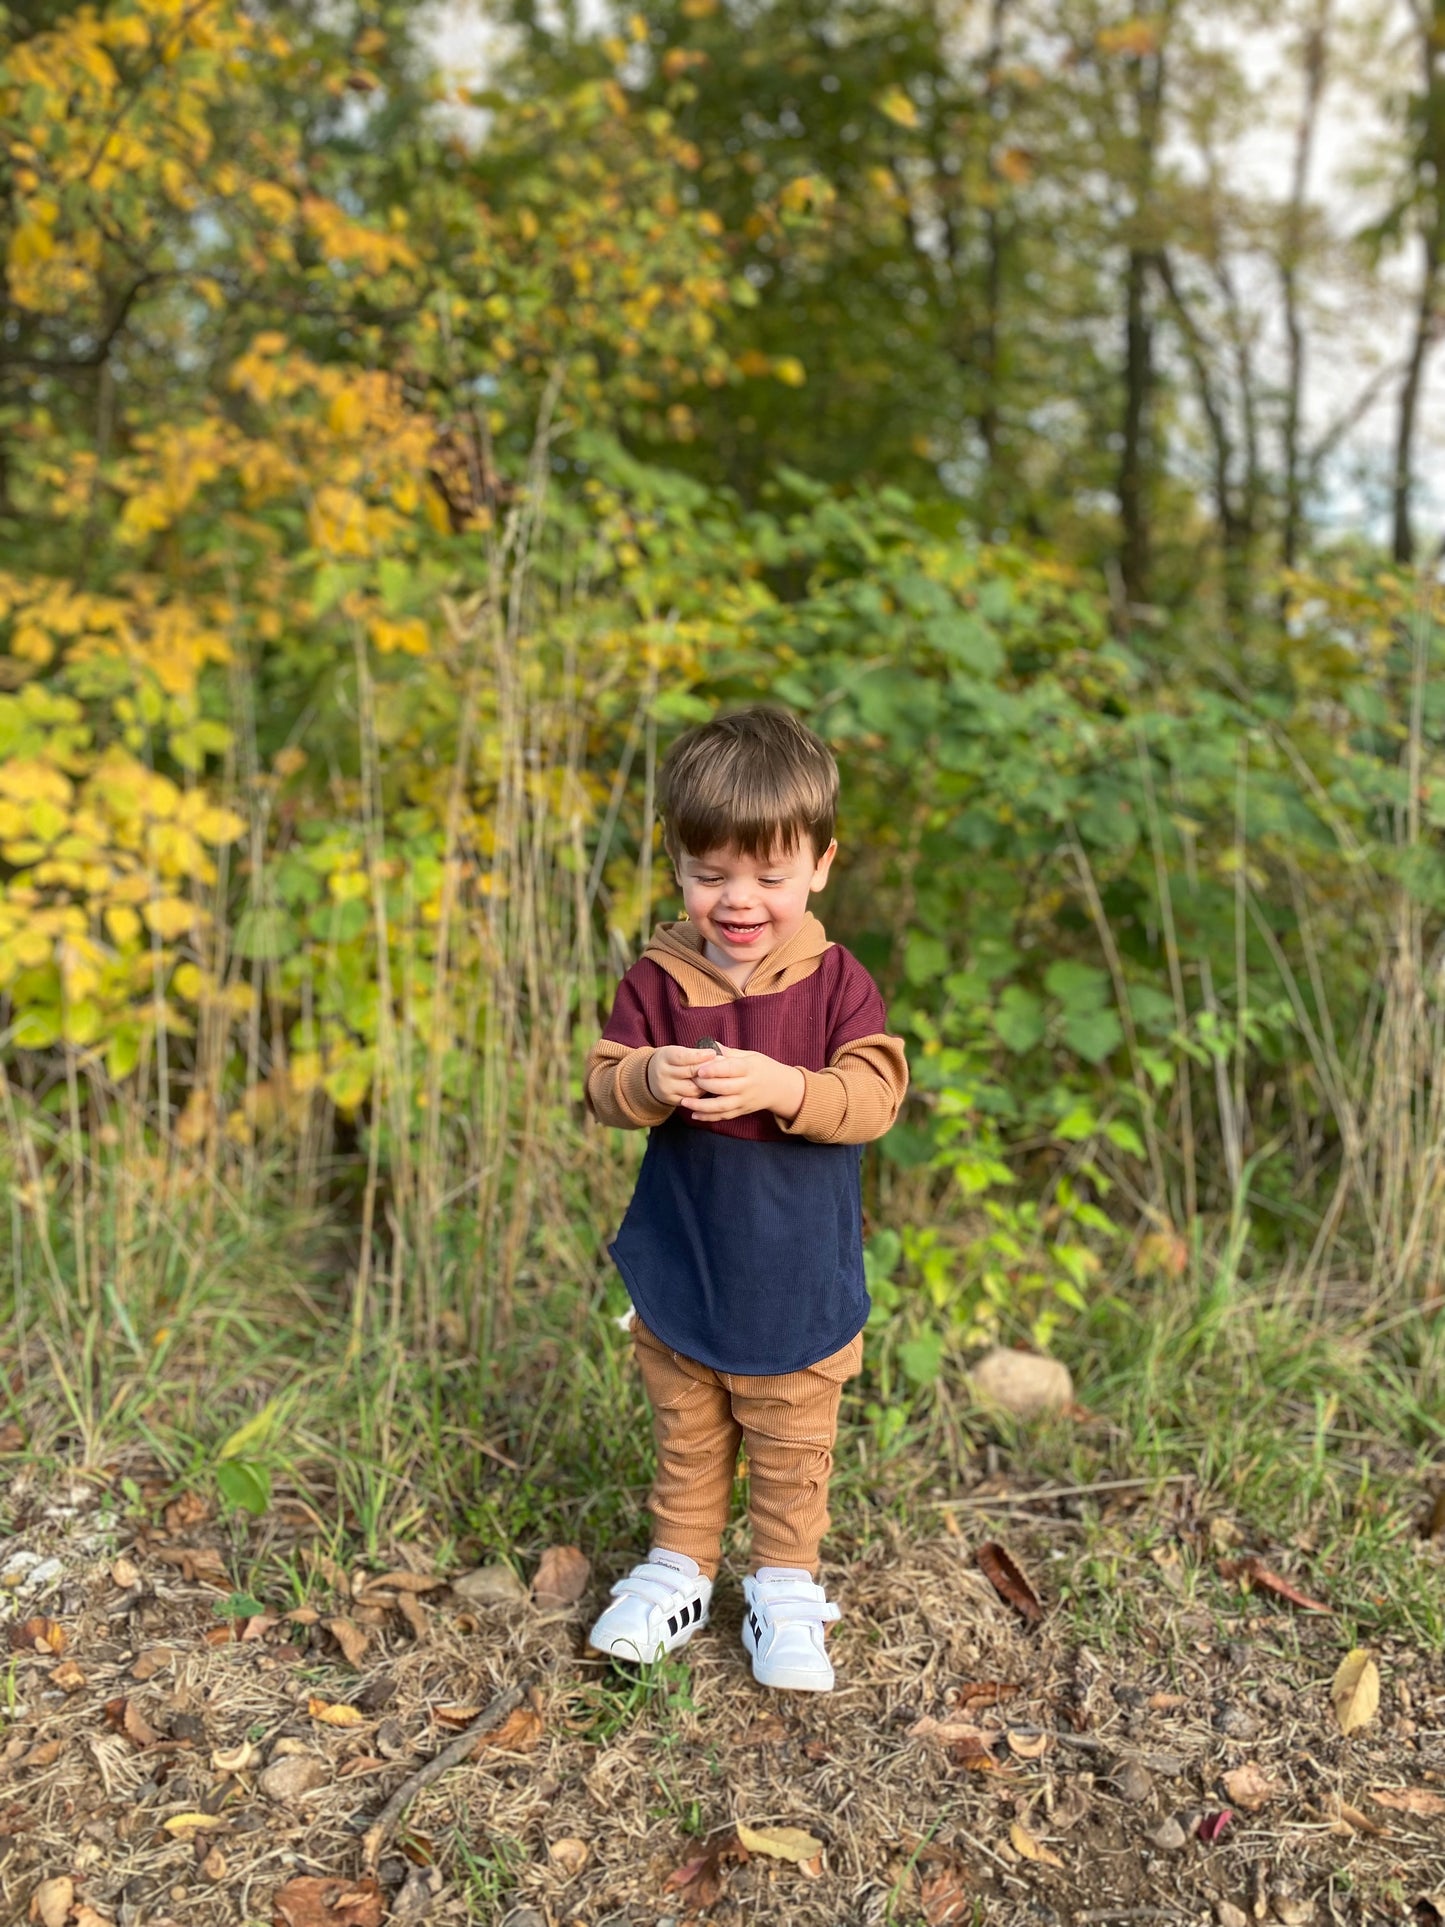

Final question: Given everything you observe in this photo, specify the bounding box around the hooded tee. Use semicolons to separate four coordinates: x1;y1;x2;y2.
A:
584;912;908;1374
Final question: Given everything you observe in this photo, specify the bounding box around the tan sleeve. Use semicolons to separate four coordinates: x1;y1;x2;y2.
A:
585;1038;675;1129
777;1032;909;1145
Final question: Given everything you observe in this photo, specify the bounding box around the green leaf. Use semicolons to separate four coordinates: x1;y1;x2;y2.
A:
904;931;948;985
864;1228;903;1286
215;1460;271;1518
993;985;1044;1053
214;1590;267;1619
1044;960;1110;1013
1061;1007;1124;1064
1103;1118;1145;1157
899;1330;944;1386
234;905;298;962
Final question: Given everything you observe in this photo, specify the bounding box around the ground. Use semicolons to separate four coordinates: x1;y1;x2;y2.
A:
2;1456;1443;1927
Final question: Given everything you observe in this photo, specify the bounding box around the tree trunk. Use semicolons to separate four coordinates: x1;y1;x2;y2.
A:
1280;1;1330;573
1391;0;1445;566
1116;25;1170;606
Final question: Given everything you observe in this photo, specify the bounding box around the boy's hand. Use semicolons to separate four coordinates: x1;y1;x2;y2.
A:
646;1045;720;1106
682;1046;806;1124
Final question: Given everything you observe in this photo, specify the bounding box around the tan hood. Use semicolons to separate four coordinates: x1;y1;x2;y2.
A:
642;911;831;1004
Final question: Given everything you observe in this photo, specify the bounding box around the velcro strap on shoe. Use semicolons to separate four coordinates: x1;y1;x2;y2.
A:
610;1564;698;1609
760;1598;841;1626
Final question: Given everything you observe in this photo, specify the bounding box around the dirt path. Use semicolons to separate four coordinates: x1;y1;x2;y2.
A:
2;1470;1443;1927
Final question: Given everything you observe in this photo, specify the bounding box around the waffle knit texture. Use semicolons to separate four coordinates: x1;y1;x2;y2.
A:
585;912;907;1373
632;1314;863;1579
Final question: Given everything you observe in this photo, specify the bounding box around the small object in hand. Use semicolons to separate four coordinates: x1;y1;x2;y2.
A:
695;1037;725;1056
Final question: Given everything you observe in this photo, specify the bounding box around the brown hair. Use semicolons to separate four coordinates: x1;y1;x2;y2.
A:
658;705;839;864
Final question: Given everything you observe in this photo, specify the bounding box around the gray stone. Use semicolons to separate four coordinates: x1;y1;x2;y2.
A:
258;1754;328;1804
1151;1817;1188;1851
452;1564;528;1608
1112;1759;1153;1803
966;1347;1074;1419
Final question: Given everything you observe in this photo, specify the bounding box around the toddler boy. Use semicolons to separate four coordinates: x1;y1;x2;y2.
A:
583;706;907;1691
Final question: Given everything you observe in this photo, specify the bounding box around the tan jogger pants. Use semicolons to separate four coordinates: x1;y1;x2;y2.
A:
631;1315;864;1580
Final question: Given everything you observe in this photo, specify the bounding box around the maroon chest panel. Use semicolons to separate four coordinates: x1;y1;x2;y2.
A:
601;944;887;1141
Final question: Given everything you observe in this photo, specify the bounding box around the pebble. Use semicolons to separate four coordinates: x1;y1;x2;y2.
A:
452;1564;528;1608
966;1346;1074;1419
1217;1907;1249;1927
258;1754;329;1804
0;1550;41;1589
1150;1816;1188;1851
20;1557;64;1596
1112;1759;1153;1802
1213;1702;1257;1739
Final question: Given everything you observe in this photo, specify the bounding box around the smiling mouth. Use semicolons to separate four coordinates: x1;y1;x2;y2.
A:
717;920;767;942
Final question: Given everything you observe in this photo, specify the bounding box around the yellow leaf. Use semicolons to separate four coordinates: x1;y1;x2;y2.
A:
735;1823;824;1863
1331;1649;1380;1736
192;805;246;846
772;356;806;388
162;1812;219;1834
308;1697;367;1727
142;897;196;941
1009;1822;1063;1867
877;87;919;129
218;1399;281;1461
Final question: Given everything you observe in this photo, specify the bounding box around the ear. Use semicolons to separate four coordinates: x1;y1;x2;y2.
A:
809;839;838;893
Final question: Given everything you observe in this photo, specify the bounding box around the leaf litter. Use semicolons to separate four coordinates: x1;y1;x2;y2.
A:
1;1472;1443;1927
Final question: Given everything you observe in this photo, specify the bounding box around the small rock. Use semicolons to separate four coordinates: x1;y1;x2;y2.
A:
376;1717;408;1760
258;1754;328;1804
355;1675;395;1714
499;1911;546;1927
2;1551;41;1589
1143;1751;1186;1776
1112;1760;1153;1803
1271;1890;1313;1926
1151;1817;1188;1852
965;1346;1074;1419
1213;1703;1257;1739
451;1565;528;1609
1217;1907;1249;1927
18;1558;63;1596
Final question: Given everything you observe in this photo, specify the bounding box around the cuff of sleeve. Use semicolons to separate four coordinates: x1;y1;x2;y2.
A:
778;1068;845;1141
617;1047;675;1125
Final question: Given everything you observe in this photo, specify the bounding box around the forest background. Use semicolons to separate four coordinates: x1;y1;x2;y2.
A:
2;0;1445;1640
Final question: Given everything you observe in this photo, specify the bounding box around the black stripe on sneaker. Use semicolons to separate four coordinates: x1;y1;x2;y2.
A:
667;1614;678;1636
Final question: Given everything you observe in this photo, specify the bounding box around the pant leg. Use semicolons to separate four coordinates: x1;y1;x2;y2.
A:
726;1330;864;1576
632;1318;742;1580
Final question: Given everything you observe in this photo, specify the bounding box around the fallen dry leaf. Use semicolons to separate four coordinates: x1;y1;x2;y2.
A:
1218;1555;1331;1614
736;1822;824;1863
908;1715;1000;1748
1332;1648;1381;1736
434;1704;484;1729
1196;1810;1233;1844
531;1545;590;1607
10;1617;66;1655
1009;1821;1063;1868
163;1812;222;1835
976;1543;1043;1625
308;1697;367;1728
104;1697;160;1749
212;1740;258;1775
129;1647;173;1681
662;1832;746;1909
921;1860;972;1924
475;1703;543;1754
0;1421;24;1452
272;1875;385;1927
1369;1786;1445;1818
1426;1489;1445;1541
150;1544;229;1588
1147;1691;1187;1712
1007;1729;1052;1760
200;1848;228;1882
110;1556;140;1589
50;1660;85;1694
1321;1793;1388;1837
548;1837;589;1877
72;1909;114;1927
164;1491;210;1532
1222;1762;1279;1812
324;1617;369;1667
395;1591;429;1641
29;1876;73;1927
954;1681;1024;1708
370;1568;443;1594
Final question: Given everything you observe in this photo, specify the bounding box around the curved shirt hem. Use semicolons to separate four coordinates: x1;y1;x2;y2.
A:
612;1247;869;1377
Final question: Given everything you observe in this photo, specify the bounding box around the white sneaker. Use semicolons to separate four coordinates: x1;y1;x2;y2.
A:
587;1549;712;1664
741;1567;841;1691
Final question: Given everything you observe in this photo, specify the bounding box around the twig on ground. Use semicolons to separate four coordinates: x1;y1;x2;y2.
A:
1073;1912;1190;1924
934;1475;1191;1511
360;1681;529;1869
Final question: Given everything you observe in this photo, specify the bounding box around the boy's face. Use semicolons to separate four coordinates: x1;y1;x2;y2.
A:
675;837;837;968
